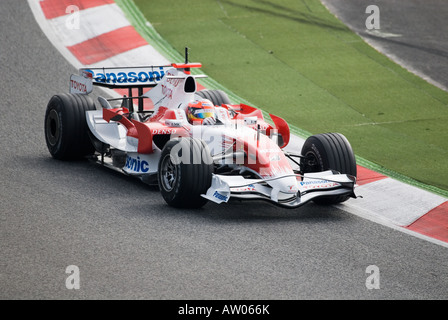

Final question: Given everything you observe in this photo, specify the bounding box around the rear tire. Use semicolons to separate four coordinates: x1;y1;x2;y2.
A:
158;138;213;208
44;93;96;160
300;133;356;205
196;89;231;106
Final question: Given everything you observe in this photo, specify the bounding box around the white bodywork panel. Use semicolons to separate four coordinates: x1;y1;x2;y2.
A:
86;110;138;152
144;67;198;113
123;151;160;175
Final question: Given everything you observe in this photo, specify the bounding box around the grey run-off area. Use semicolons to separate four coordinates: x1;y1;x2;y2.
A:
321;0;448;91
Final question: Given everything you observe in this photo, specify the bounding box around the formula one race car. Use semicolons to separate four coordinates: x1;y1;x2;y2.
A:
44;53;357;209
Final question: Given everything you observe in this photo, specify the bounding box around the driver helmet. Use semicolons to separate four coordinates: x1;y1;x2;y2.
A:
186;99;215;124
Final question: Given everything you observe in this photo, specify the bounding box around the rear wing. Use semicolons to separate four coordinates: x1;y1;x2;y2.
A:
70;48;202;95
69;48;203;112
70;65;190;112
69;62;205;92
69;65;172;95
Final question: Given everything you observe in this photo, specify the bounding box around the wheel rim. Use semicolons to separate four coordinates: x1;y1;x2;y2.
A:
302;151;321;173
46;109;60;146
160;153;178;192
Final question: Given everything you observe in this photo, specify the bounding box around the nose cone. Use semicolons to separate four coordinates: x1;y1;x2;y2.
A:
244;131;295;179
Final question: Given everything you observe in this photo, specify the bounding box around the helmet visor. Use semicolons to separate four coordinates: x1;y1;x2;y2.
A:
189;107;214;119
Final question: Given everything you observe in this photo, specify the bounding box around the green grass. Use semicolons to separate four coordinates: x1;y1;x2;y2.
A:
127;0;448;194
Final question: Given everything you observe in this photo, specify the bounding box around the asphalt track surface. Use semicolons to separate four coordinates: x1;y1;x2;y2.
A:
1;0;448;300
321;0;448;91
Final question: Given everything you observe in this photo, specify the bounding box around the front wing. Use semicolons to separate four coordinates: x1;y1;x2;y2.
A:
202;170;356;208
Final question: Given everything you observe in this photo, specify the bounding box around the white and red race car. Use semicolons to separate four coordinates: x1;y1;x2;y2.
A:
44;54;357;209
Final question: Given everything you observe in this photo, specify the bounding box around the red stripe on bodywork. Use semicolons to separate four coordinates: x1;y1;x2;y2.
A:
67;26;147;65
405;201;448;243
40;0;115;20
132;120;153;154
356;165;387;186
102;108;138;138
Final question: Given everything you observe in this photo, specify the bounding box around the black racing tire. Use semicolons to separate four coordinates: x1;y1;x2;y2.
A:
196;89;231;106
158;137;213;208
300;133;357;205
44;93;96;160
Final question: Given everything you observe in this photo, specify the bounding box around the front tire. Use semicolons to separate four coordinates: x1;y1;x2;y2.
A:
158;138;213;208
44;93;96;160
300;133;357;205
